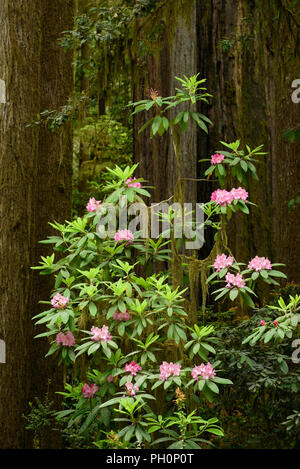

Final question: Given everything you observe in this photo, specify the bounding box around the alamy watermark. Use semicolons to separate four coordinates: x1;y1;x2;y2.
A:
0;339;5;363
95;196;205;250
0;78;6;104
292;339;300;364
291;79;300;103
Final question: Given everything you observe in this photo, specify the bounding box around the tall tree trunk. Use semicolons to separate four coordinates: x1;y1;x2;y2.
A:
30;0;73;449
197;0;300;284
134;0;299;285
133;0;198;205
0;0;73;448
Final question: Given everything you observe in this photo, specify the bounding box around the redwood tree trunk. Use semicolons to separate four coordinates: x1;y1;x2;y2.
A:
197;0;300;283
133;0;198;205
0;0;73;448
134;0;300;284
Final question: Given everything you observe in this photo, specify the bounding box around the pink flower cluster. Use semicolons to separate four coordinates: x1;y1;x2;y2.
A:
91;325;112;343
210;153;225;165
51;293;69;310
248;256;272;271
126;177;141;188
56;331;75;347
125;381;139;396
112;309;131;322
159;361;181;381
86;197;101;212
230;187;248;201
191;362;215;381
114;229;134;242
260;319;280;327
125;361;142;376
214;254;234;272
82;383;98;399
211;187;248;206
225;272;245;288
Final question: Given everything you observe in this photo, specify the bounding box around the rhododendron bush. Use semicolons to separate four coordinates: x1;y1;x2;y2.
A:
31;75;294;450
32;168;231;448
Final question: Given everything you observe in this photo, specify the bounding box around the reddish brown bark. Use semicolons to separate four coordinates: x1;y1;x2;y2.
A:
0;0;73;448
134;0;300;283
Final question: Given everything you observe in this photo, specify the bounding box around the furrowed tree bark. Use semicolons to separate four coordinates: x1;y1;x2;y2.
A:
0;0;73;448
197;0;300;284
30;0;73;449
134;0;299;287
133;0;198;205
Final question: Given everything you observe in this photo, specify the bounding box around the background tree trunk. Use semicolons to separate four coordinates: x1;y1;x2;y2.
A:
30;0;73;449
0;0;73;448
197;0;300;284
133;0;198;205
134;0;300;285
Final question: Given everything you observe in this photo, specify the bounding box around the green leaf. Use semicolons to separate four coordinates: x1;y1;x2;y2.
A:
264;329;276;343
45;343;58;357
162;117;169;131
279;359;289;374
214;289;229;302
206;271;218;283
88;343;100;355
229;288;238;301
206;428;224;436
89;302;97;317
231;157;240;166
145;101;155;111
79;404;100;434
240;160;248;172
218;164;226;176
183;111;189;122
206;380;219;394
173;111;184;124
260;270;268;279
252;271;259;281
99;397;122;409
151;116;162;136
190;112;208;133
213;377;233;385
198;380;205;391
138;118;153;135
268;270;287;278
240;291;255;308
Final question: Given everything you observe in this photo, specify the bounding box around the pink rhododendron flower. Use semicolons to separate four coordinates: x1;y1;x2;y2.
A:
191;362;215;381
51;293;69;310
125;381;139;396
114;229;134;243
159;361;181;381
230;187;248;201
82;383;99;399
106;375;114;383
273;320;279;326
211;187;248;206
225;272;245;288
248;256;272;271
214;254;234;272
125;361;142;376
56;331;75;347
91;325;112;343
260;320;266;326
126;177;141;188
210;153;225;165
211;189;234;206
112;309;131;321
86;197;101;212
